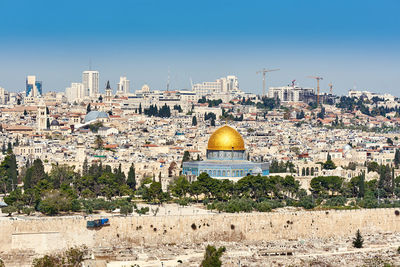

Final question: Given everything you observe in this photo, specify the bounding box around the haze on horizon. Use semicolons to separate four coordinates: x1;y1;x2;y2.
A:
0;0;399;96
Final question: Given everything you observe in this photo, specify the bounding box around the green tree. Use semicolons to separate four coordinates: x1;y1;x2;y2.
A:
395;149;400;168
138;103;142;114
24;158;46;189
127;163;136;190
120;205;133;216
200;245;226;267
82;157;89;176
192;115;197;126
86;103;91;114
1;205;17;216
359;171;365;198
169;176;190;198
352;229;364;248
323;154;336;170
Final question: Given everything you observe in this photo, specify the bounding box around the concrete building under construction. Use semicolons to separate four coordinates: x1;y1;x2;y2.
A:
267;85;315;103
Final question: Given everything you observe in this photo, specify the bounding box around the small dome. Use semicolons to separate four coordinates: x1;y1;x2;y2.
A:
50;120;60;126
84;111;109;123
207;125;245;151
252;167;262;175
343;144;352;151
141;84;150;92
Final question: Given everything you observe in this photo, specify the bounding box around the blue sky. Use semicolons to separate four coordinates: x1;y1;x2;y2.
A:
0;0;399;95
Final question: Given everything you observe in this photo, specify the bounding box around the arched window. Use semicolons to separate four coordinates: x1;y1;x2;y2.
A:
217;170;221;176
222;170;226;176
306;167;310;176
302;167;305;176
311;167;314;176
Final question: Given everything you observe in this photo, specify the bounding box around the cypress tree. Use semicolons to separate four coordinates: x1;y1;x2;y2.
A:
82;157;89;176
192;116;197;126
359;171;365;198
127;163;136;190
352;229;364;248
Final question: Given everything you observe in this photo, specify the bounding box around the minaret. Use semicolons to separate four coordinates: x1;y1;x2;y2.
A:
105;80;113;102
37;99;47;131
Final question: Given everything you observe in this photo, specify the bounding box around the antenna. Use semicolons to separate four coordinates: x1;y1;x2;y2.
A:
89;58;92;71
167;67;170;91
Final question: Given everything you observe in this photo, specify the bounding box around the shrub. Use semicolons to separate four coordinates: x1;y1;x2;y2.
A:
135;207;149;215
255;201;272;212
120;205;133;216
324;196;347;207
298;195;315;209
1;206;17;216
22;207;34;215
201;245;226;267
353;229;364;248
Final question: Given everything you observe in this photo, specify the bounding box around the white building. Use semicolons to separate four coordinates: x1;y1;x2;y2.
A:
65;82;85;103
82;70;99;97
348;90;395;102
117;76;130;95
192;75;239;96
0;87;9;104
267;86;314;102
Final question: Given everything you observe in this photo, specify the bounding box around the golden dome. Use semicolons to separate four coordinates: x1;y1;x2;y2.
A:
207;125;245;151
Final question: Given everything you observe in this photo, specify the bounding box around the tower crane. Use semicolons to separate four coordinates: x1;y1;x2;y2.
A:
307;76;323;106
256;68;279;97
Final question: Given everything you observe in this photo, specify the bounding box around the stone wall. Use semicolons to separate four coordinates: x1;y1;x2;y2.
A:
1;208;399;254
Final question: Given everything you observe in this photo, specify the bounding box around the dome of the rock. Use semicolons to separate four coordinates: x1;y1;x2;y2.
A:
207;125;245;151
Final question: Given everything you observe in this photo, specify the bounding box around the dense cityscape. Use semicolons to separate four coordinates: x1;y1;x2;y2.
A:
1;70;400;265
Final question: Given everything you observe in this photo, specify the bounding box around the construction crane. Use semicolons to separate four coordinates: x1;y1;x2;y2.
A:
307;76;323;106
256;68;280;97
328;82;333;95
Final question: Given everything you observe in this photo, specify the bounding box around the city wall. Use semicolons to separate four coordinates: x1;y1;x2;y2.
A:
1;208;399;255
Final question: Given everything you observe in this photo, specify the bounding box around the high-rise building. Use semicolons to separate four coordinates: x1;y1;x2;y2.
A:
65;83;85;103
117;76;130;95
0;87;9;104
192;75;239;96
26;75;42;97
82;71;99;97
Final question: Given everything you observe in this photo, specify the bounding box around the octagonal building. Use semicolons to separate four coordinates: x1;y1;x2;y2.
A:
182;125;269;180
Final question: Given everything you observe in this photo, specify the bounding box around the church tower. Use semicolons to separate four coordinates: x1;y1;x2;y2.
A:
105;80;113;102
37;99;47;131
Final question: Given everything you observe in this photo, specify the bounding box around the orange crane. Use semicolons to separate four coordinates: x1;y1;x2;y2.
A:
307;76;323;106
256;68;280;97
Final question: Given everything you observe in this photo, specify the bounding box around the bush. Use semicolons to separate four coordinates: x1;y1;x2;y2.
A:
353;229;364;248
324;196;347;207
22;207;34;215
255;201;272;212
201;245;226;267
135;207;149;215
1;206;17;216
298;195;315;209
120;205;133;216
